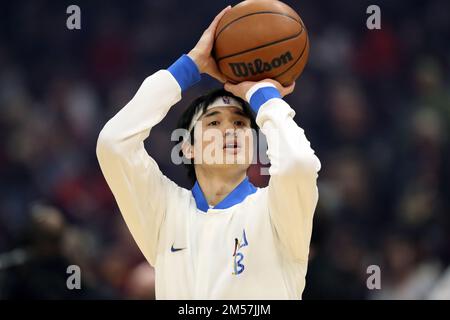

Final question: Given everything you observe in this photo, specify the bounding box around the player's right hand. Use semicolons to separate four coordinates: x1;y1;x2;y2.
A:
225;79;296;102
188;6;231;83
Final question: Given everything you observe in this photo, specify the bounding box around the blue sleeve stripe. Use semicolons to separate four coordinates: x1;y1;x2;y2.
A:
167;54;201;92
249;87;282;113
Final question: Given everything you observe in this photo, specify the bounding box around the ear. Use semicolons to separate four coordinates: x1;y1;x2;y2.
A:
181;141;194;160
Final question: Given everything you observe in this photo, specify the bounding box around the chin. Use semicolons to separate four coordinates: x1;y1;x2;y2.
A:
210;161;251;172
222;153;251;166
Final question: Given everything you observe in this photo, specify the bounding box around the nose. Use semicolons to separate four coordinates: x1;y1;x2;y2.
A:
224;129;236;136
223;121;238;136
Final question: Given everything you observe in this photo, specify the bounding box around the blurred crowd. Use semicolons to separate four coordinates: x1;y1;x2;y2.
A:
0;0;449;299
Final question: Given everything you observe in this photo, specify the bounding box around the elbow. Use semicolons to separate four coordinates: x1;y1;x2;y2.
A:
96;122;122;161
274;151;321;180
292;152;321;179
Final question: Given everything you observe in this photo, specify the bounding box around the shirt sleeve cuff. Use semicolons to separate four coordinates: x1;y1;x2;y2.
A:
246;82;282;113
167;54;201;92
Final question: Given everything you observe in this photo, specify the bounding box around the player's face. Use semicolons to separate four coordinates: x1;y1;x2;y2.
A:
192;106;254;170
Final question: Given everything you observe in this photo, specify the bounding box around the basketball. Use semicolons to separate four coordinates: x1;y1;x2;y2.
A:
213;0;309;86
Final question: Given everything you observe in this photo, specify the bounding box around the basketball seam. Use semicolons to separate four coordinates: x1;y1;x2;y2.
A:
215;11;302;41
223;31;309;84
273;32;309;82
216;28;303;62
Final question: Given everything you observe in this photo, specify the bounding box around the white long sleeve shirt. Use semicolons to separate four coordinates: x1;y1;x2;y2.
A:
96;67;321;299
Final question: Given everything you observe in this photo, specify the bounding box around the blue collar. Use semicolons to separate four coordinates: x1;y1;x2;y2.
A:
191;177;257;212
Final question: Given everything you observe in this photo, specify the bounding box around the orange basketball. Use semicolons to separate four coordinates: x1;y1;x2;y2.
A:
213;0;309;86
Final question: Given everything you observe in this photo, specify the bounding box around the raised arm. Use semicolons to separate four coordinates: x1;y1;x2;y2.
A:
96;69;189;266
96;7;230;266
225;80;321;263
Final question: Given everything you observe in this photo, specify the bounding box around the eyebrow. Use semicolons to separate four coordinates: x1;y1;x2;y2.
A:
203;110;221;118
203;109;247;119
233;109;247;117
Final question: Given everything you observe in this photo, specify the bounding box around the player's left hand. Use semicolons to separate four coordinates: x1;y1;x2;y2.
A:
224;79;296;102
188;6;231;83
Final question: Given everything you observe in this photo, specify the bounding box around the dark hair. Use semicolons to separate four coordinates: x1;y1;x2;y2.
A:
175;88;258;183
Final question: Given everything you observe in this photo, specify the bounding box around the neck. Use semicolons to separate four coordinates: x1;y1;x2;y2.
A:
195;166;247;207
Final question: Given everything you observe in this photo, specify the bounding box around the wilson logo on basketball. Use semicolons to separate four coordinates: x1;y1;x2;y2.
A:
228;51;294;78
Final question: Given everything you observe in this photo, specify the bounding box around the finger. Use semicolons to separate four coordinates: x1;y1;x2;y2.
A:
213;73;227;84
201;6;231;47
207;6;232;32
277;80;293;93
285;81;295;94
224;82;236;93
263;78;282;88
212;6;232;25
280;83;295;97
209;64;227;83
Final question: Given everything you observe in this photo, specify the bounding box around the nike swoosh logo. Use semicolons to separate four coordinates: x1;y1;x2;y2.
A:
171;244;186;252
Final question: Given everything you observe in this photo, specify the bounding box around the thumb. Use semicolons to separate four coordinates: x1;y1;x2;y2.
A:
224;82;236;92
208;63;227;83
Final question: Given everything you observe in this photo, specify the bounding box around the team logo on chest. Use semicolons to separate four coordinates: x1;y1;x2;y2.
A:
232;229;248;275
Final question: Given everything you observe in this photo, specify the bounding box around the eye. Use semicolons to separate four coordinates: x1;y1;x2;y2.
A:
234;120;246;127
208;120;219;126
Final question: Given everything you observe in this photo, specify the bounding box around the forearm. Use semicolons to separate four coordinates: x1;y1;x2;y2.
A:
247;83;321;178
96;55;201;265
97;55;200;154
246;83;320;262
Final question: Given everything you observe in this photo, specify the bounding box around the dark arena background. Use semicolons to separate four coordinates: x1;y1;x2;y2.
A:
0;0;449;300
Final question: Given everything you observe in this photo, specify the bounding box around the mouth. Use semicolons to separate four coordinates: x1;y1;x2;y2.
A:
223;140;242;156
223;142;240;150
